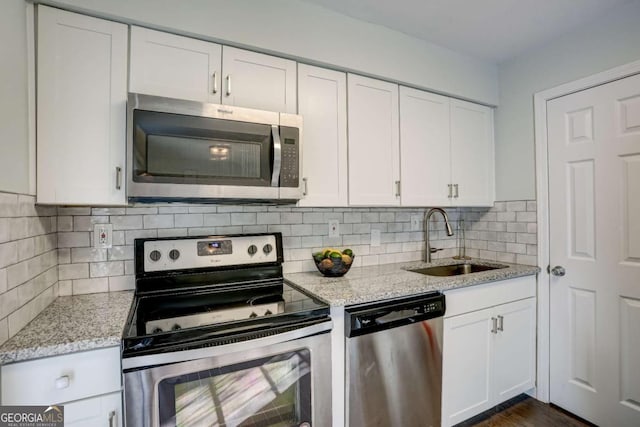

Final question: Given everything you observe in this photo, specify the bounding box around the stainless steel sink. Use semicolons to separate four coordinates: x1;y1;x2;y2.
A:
409;263;507;277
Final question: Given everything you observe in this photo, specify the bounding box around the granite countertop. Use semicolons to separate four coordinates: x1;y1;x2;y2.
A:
285;258;540;306
0;291;134;365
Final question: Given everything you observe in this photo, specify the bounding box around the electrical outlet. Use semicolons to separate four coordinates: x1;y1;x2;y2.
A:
411;215;422;231
371;229;381;247
94;223;113;249
328;220;340;238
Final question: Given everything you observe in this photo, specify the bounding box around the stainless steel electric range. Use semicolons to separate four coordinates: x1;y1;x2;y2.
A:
122;233;332;427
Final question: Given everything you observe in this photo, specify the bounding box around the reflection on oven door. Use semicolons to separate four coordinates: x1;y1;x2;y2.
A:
159;350;311;427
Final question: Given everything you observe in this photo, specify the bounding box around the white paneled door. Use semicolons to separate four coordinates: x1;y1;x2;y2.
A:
548;73;640;426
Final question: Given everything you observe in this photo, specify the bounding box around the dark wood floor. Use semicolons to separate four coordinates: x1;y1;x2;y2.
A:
458;395;595;427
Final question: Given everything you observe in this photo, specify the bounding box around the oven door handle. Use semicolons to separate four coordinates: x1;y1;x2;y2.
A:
270;125;282;187
122;320;332;370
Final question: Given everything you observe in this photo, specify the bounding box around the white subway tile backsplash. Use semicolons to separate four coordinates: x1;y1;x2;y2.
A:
108;275;135;291
58;263;89;280
111;215;143;230
496;212;516;222
72;278;109;294
143;214;174;229
203;214;231;226
73;215;108;232
71;247;108;263
257;212;281;224
108;246;134;261
0;269;6;294
516;211;536;222
58;232;90;248
0;191;539;345
90;261;124;278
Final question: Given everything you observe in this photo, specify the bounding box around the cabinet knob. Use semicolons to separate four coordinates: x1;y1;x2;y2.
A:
453;183;459;198
226;75;232;96
302;177;308;196
212;71;218;94
54;375;70;389
109;410;117;427
497;315;504;332
448;184;453;199
395;180;401;198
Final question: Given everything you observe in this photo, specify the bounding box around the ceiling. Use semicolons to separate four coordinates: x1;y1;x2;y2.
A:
300;0;632;62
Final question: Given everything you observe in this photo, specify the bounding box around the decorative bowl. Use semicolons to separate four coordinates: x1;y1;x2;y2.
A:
312;249;355;277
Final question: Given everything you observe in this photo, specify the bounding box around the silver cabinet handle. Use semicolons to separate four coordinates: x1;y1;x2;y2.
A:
302;177;308;196
454;183;459;198
550;265;566;276
115;167;122;190
395;180;401;197
108;410;117;427
497;315;504;332
491;317;498;334
212;71;218;94
448;184;453;198
226;75;231;96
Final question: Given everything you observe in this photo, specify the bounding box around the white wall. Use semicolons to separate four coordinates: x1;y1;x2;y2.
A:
45;0;499;105
495;0;640;200
0;0;31;195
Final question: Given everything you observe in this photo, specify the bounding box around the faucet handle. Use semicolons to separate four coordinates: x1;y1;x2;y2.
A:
429;248;443;253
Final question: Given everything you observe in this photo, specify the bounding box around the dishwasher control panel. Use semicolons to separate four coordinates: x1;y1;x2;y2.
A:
344;292;445;337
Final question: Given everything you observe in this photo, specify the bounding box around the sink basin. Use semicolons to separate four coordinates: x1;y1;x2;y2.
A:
409;263;507;277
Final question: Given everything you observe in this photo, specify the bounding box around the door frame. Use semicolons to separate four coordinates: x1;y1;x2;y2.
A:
533;59;640;402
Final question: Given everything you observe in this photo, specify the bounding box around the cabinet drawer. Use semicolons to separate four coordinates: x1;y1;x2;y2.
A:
1;346;121;405
444;275;536;317
63;392;122;427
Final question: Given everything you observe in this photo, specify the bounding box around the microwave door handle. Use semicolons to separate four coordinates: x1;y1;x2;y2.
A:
271;125;282;187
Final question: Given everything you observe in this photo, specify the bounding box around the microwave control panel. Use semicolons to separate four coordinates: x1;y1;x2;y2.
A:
279;126;299;187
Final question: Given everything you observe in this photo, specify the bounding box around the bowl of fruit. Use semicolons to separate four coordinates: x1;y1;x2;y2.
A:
312;248;355;277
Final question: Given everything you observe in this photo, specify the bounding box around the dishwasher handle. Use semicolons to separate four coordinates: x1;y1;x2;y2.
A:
345;293;445;337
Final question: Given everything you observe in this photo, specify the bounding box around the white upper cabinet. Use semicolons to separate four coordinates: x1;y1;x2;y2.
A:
399;87;495;207
347;74;400;206
450;99;495;206
399;87;451;206
129;26;222;103
37;6;127;205
298;65;348;207
222;46;297;113
129;30;296;113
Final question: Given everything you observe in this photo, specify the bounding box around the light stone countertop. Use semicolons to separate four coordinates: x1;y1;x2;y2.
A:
285;258;540;306
0;291;134;365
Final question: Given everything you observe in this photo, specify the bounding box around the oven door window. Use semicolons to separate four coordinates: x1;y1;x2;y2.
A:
132;110;273;186
158;349;312;427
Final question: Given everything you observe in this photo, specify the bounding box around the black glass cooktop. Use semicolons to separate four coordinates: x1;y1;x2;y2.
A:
122;279;329;358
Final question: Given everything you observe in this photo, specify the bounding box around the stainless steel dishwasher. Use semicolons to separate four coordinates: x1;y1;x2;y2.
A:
345;292;446;427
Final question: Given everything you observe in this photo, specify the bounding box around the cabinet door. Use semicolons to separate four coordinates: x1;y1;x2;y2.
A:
36;6;127;205
399;87;451;206
347;74;400;206
129;26;222;103
450;99;495;206
222;47;296;113
442;307;494;427
64;392;122;427
493;297;536;403
297;65;348;207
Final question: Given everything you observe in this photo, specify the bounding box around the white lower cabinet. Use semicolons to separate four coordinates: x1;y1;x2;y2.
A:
442;276;536;427
63;392;122;427
1;346;122;427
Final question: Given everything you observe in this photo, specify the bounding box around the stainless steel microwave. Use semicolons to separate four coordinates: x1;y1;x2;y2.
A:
126;93;302;203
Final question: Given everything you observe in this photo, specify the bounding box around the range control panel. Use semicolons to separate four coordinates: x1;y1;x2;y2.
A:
143;234;279;273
